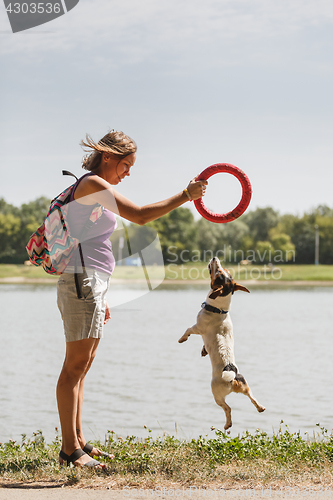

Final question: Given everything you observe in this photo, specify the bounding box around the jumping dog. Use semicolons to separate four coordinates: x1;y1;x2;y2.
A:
178;256;265;430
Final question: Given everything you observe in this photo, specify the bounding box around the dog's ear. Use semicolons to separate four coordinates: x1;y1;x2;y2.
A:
234;283;250;293
209;286;223;299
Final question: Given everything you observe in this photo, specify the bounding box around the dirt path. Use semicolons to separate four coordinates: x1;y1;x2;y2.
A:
1;485;333;499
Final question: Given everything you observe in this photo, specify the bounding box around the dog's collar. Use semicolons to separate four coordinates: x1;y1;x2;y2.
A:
201;302;228;315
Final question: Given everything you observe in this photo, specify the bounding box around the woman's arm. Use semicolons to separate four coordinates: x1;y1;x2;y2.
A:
112;178;206;225
75;176;207;225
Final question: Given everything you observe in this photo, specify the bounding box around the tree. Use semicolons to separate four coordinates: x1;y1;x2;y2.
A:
20;197;50;228
254;241;272;263
196;218;224;262
148;207;198;263
0;213;21;260
268;228;296;263
313;215;333;265
216;220;250;263
289;217;315;264
242;207;279;242
0;196;50;263
1;193;333;266
0;198;20;217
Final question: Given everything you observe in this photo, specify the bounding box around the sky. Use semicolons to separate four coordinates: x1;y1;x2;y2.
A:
1;0;333;219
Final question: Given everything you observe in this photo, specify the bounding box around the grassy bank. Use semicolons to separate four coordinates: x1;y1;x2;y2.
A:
1;426;333;489
163;263;333;282
1;264;333;283
0;264;59;280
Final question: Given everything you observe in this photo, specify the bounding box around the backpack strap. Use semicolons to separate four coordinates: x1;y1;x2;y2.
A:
62;170;78;181
66;170;102;299
75;245;85;299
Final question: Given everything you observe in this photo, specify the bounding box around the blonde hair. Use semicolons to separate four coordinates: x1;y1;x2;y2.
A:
81;130;137;171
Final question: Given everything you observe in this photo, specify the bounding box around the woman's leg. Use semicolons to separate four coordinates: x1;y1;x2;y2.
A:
76;377;86;444
56;337;102;467
75;339;106;456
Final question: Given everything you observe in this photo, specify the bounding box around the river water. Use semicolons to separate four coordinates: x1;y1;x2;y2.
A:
0;283;333;443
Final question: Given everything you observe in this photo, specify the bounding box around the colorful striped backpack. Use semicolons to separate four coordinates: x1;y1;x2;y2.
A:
26;171;103;275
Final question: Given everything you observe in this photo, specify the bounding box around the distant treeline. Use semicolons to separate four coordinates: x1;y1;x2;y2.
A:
0;196;332;265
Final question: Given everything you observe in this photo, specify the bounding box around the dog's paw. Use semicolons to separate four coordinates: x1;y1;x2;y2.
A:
258;406;265;413
224;421;232;431
178;336;188;343
201;345;208;357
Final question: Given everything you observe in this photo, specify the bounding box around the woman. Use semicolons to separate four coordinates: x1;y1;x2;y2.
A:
56;130;207;468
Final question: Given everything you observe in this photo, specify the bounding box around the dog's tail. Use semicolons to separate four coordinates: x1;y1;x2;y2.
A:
222;364;237;383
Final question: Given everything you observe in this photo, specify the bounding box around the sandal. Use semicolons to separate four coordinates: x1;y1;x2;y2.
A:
59;448;106;468
82;442;114;460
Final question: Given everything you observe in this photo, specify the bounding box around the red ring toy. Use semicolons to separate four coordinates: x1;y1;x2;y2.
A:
194;163;252;223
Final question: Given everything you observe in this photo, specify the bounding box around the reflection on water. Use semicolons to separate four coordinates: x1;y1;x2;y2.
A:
0;283;333;443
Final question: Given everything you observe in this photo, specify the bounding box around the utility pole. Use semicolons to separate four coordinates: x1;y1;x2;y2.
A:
314;224;319;266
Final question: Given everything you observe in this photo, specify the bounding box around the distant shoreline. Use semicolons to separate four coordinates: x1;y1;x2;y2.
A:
1;263;333;286
1;277;333;286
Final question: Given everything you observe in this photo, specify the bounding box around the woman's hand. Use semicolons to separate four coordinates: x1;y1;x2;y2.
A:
104;301;111;324
186;178;208;201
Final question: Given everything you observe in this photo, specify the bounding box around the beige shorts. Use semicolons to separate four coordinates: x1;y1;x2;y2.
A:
57;269;111;342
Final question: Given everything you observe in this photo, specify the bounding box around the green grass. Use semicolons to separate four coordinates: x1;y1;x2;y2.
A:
1;264;333;282
1;425;333;488
223;264;333;282
0;264;59;280
164;263;333;282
